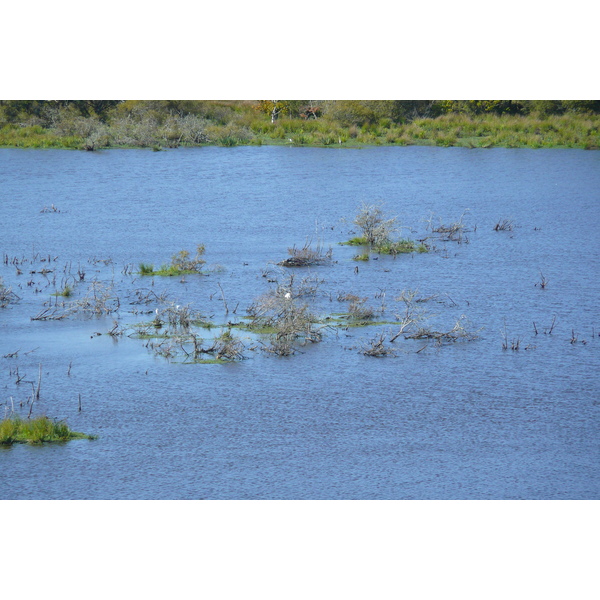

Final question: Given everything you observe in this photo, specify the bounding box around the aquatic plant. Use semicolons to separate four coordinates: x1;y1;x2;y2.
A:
374;239;418;255
341;236;369;246
0;415;96;445
51;285;72;297
139;263;155;275
139;244;207;276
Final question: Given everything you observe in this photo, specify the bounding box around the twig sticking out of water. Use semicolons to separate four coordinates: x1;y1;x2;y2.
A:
535;271;549;289
217;282;229;315
493;219;514;231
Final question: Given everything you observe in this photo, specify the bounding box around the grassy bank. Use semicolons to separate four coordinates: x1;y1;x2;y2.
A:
0;415;97;445
0;101;598;150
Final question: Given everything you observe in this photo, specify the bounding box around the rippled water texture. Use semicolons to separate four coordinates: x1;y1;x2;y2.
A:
1;146;598;499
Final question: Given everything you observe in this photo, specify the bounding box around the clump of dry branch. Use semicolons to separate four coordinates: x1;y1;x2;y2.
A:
278;240;332;267
0;278;21;307
353;202;398;246
361;331;397;357
425;210;470;242
493;219;514;231
405;316;480;344
75;281;120;315
247;277;327;355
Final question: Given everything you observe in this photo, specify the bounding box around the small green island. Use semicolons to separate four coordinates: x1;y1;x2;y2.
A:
0;415;97;445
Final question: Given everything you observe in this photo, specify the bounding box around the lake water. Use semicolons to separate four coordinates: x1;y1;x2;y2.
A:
0;145;599;499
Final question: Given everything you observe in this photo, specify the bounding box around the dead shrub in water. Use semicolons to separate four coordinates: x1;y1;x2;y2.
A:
390;288;432;340
493;218;514;231
204;329;246;360
247;288;324;356
170;244;206;272
361;331;397;357
353;202;398;246
405;315;480;345
0;278;21;307
425;210;470;242
278;240;332;267
272;271;325;299
348;298;376;322
160;303;205;329
75;281;120;315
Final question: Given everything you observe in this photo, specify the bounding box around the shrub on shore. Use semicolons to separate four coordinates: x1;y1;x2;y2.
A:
1;101;598;150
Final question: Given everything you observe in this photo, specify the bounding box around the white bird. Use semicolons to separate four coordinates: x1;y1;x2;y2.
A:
284;292;292;299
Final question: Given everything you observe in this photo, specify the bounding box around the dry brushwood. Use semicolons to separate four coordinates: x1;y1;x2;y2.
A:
247;285;325;356
74;281;120;315
425;210;470;242
278;240;332;267
361;332;397;357
405;316;480;344
353;202;398;246
347;298;376;322
0;282;21;307
535;271;548;289
390;289;432;341
204;330;246;360
493;219;514;231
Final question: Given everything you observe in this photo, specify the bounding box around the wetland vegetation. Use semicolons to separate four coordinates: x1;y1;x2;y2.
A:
1;141;598;501
1;100;598;150
0;415;96;445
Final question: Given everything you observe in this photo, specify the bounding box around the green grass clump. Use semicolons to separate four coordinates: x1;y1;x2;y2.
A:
139;244;207;276
139;263;155;275
51;285;73;297
0;415;96;445
340;236;369;246
374;239;417;255
353;253;370;261
149;265;202;277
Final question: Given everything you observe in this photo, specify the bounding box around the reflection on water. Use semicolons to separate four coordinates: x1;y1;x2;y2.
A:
0;146;599;499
